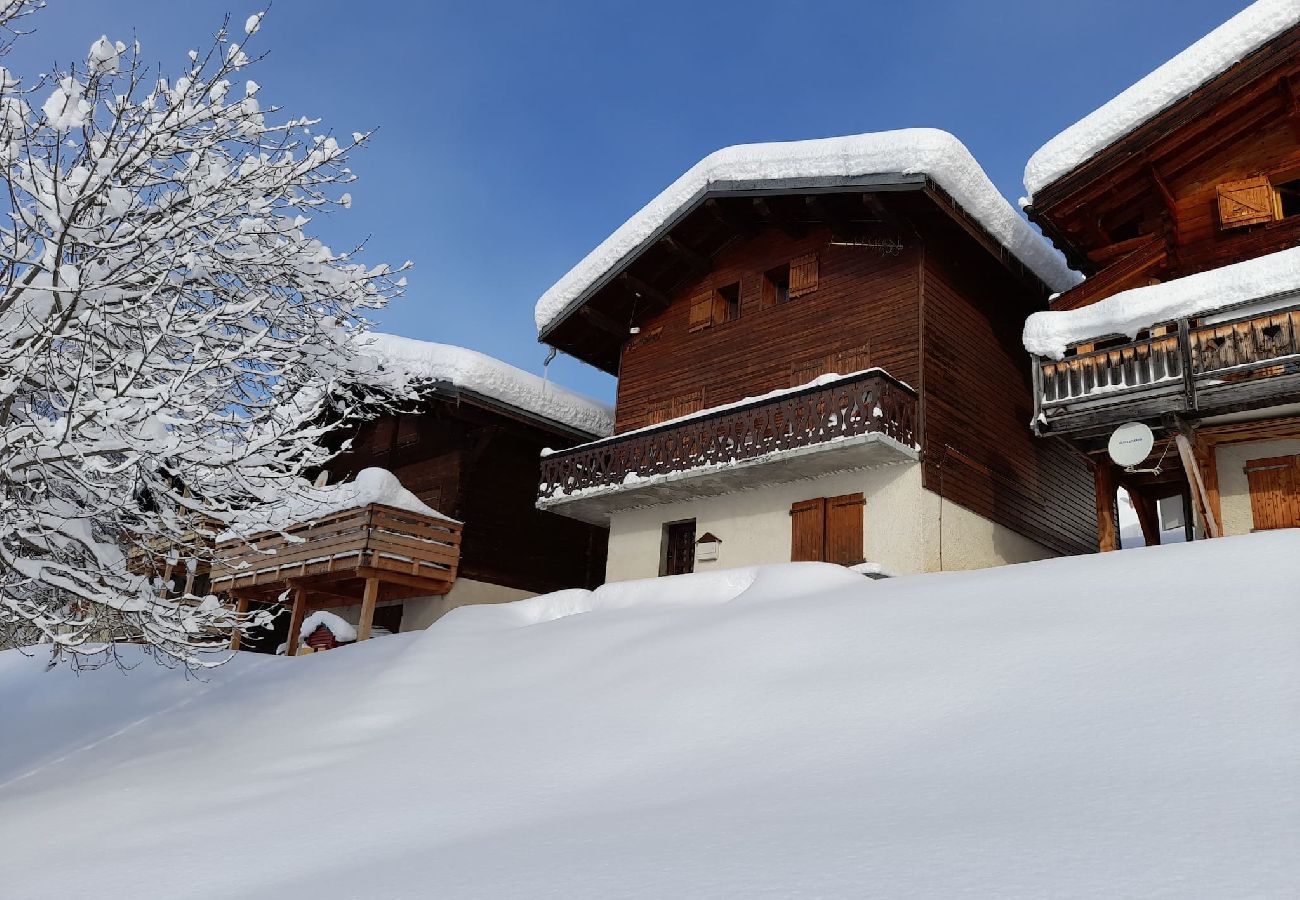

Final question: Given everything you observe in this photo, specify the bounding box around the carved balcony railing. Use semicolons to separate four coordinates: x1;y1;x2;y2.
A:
1033;300;1300;434
538;370;917;501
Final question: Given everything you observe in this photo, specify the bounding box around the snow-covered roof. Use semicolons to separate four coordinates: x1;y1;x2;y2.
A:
298;611;357;645
221;466;456;539
536;129;1080;335
1023;246;1300;358
1024;0;1300;200
358;333;613;438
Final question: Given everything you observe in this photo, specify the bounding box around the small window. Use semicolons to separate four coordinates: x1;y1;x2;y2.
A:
1275;178;1300;218
717;281;741;323
762;264;790;308
661;519;696;576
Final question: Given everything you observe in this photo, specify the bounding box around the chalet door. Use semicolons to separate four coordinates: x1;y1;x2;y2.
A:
1244;455;1300;530
664;520;696;576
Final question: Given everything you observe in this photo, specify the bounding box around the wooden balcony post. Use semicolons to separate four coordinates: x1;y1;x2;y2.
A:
284;586;307;657
1094;462;1120;552
230;593;250;651
1129;487;1161;547
357;577;380;641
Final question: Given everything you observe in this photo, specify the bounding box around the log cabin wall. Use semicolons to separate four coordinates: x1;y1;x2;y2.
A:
614;227;922;433
331;402;607;594
920;239;1097;556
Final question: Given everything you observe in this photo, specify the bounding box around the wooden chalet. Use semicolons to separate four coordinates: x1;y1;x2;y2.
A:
534;130;1097;580
1022;1;1300;548
214;338;610;654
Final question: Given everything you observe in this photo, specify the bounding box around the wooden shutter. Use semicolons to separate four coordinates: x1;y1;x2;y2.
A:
789;252;819;297
645;402;672;426
688;289;714;331
670;390;704;419
1217;177;1275;229
825;493;865;565
1244;455;1300;530
790;498;826;562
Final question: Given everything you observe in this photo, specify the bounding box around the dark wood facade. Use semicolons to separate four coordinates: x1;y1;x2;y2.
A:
1025;17;1300;549
330;393;607;595
542;183;1097;557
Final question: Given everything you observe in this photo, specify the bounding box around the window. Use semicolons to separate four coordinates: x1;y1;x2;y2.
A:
1244;455;1300;531
662;519;697;575
762;264;790;308
1217;173;1300;230
717;281;741;323
1275;178;1300;218
790;494;864;565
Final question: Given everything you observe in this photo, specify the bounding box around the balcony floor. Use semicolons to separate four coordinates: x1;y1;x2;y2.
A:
538;431;918;526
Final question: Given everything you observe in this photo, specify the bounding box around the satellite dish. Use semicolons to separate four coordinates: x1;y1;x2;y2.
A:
1108;422;1155;468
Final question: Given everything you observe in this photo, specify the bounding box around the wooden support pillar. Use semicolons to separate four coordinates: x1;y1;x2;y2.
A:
230;593;250;651
284;586;307;657
1094;462;1120;552
1129;487;1161;546
356;577;380;642
1174;430;1221;538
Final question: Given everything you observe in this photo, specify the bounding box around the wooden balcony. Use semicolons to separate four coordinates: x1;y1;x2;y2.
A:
537;370;918;524
1033;300;1300;437
213;503;462;598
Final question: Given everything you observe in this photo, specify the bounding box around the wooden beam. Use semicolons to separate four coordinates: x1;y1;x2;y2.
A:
1094;461;1120;552
1173;423;1221;538
805;194;853;235
704;197;759;237
230;593;250;651
356;577;380;641
578;304;628;338
619;272;671;309
284;586;307;657
751;196;805;238
1129;487;1161;547
659;235;709;271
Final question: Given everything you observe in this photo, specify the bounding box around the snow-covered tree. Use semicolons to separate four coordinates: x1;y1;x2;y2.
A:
0;3;409;665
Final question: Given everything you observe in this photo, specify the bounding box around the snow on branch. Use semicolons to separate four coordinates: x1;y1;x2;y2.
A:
0;8;409;666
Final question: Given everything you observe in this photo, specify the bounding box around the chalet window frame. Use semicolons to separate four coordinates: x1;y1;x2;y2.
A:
761;263;791;309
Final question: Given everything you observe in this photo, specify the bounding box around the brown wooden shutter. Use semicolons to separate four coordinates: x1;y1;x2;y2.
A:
646;402;672;426
1217;176;1276;229
790;498;826;562
825;493;865;565
670;390;704;419
1244;455;1300;530
788;252;819;297
688;289;714;331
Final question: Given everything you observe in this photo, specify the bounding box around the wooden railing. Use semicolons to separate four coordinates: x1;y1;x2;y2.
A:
212;503;462;596
1036;302;1300;409
538;370;917;501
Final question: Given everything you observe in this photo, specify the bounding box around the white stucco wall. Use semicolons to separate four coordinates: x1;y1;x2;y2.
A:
1215;438;1300;536
398;578;535;632
604;462;1054;581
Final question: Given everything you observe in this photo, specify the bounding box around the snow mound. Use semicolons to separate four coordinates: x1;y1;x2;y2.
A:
3;532;1298;898
1023;245;1300;358
1024;0;1300;198
358;332;613;437
298;610;357;645
221;466;452;539
536;129;1080;335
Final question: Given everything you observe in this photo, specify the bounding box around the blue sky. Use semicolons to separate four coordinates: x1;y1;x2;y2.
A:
11;0;1248;402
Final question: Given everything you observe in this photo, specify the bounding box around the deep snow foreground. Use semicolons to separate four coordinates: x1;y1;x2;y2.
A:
3;534;1298;898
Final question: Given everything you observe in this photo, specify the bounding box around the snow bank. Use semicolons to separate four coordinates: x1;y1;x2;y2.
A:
221;466;453;538
1024;0;1300;198
537;129;1080;335
358;332;613;437
1023;245;1300;358
297;610;357;645
3;533;1298;898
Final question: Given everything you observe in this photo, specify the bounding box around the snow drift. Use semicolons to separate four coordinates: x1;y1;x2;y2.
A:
3;532;1298;898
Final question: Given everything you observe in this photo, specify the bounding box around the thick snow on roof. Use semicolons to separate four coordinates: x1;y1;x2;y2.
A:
536;129;1080;334
4;531;1299;898
359;332;613;437
1024;0;1300;199
1023;245;1300;358
298;610;357;645
221;466;454;539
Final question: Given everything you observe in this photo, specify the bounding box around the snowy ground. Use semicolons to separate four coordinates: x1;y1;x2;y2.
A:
2;533;1298;898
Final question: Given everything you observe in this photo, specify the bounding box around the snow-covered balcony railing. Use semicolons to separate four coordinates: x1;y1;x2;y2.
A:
211;503;462;598
537;370;917;524
1032;301;1300;435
